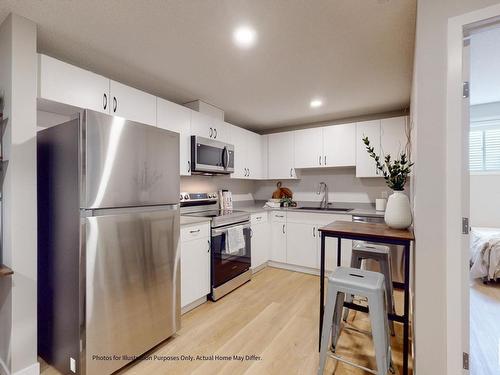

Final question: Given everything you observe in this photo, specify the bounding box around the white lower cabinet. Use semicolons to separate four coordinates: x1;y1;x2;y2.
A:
250;213;270;269
270;212;287;262
180;222;211;309
286;222;318;268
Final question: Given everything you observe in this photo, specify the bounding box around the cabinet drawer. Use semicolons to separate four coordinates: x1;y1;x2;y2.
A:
181;223;210;241
251;212;268;224
270;211;286;222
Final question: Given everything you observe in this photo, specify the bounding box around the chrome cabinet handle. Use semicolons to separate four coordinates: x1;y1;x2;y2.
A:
244;168;247;176
324;155;326;165
187;160;191;172
207;239;210;252
275;214;284;218
189;229;200;233
113;96;117;113
319;155;321;165
313;227;316;237
214;128;217;139
282;224;285;234
255;216;262;220
103;93;107;110
209;127;213;138
247;168;250;177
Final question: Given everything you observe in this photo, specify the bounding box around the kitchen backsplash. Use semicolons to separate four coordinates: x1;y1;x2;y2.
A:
182;168;389;204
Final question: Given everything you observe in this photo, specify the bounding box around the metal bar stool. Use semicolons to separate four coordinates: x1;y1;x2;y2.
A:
343;242;396;336
318;267;392;375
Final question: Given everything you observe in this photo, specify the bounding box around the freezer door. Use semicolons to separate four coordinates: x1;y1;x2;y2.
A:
82;110;180;209
84;206;180;375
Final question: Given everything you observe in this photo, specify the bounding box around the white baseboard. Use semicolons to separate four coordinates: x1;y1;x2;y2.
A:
268;261;322;276
251;262;268;274
13;362;39;375
181;296;208;315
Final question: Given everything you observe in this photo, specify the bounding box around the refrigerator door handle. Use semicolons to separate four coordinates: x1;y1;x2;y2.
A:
87;203;179;217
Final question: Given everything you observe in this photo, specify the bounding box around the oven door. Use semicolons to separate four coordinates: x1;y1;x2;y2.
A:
191;136;234;174
211;222;251;288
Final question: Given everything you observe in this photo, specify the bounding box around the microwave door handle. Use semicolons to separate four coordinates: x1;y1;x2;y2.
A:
222;146;229;169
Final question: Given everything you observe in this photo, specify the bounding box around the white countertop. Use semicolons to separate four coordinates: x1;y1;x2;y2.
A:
180;216;211;226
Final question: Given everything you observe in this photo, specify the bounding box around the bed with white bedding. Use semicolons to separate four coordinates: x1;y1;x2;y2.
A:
470;227;500;281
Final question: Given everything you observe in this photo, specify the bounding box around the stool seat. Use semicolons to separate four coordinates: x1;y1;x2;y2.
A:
329;267;384;292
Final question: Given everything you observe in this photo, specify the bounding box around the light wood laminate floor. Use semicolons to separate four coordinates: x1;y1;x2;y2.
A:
470;280;500;375
41;267;412;375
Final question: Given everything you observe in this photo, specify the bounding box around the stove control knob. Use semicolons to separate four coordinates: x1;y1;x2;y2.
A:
180;194;183;201
184;194;190;200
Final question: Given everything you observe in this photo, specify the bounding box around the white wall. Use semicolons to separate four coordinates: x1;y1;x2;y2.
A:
412;1;500;374
0;13;38;375
470;174;500;227
254;168;389;203
180;175;256;202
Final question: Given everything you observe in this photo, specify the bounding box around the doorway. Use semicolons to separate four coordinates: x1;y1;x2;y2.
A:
467;24;500;375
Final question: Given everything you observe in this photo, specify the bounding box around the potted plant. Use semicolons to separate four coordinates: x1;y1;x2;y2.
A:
363;136;414;229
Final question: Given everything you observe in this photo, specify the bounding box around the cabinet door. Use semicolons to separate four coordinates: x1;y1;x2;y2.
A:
251;222;270;269
156;98;192;176
38;54;110;114
109;80;157;126
261;135;269;179
247;131;263;179
323;123;356;167
181;237;210;307
356;120;381;177
381;116;408;160
286;222;318;268
268;132;296;179
191;111;230;141
230;125;248;178
323;237;353;271
270;222;287;262
294;128;323;168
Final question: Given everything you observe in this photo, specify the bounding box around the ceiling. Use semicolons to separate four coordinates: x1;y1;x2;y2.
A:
0;0;416;132
471;26;500;106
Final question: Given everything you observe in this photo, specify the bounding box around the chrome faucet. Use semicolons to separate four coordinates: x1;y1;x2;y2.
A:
317;182;329;209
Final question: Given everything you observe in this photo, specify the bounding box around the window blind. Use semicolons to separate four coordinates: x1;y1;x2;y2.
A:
469;126;500;171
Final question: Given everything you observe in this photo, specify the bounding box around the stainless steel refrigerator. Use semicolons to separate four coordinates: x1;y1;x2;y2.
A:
37;110;180;375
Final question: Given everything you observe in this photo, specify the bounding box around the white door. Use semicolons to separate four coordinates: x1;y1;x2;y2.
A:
286;222;318;268
356;120;381;177
268;132;296;179
247;131;263;179
181;237;210;307
38;54;110;114
380;116;408;160
294;128;323;168
109;80;157;126
323;123;356;167
156;98;192;175
251;220;270;269
191;111;215;139
270;221;287;262
230;125;248;178
214;121;231;143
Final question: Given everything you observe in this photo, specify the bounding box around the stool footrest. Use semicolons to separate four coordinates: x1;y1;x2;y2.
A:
342;301;408;324
327;352;378;375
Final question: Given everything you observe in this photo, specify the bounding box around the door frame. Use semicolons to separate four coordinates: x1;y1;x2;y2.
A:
446;4;500;374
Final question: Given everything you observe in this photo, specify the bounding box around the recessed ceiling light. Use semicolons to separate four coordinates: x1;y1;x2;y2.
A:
310;99;323;108
233;25;257;49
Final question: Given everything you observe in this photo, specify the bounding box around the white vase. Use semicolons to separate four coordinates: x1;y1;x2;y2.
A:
384;190;412;229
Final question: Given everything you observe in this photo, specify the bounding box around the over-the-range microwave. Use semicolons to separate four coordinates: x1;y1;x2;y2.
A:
190;135;234;175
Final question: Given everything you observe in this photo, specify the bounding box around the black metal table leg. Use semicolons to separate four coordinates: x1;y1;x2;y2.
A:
403;242;410;375
337;236;341;267
319;232;326;351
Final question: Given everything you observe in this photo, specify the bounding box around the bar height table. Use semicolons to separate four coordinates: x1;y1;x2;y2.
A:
318;220;415;375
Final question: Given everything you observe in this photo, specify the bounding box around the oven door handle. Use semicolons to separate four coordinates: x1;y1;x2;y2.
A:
212;221;251;235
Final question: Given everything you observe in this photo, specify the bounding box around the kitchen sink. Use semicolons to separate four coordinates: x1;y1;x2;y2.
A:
296;207;353;212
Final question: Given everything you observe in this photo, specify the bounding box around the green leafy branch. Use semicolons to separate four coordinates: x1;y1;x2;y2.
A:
363;136;414;191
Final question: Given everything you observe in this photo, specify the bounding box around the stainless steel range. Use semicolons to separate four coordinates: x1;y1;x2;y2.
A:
181;192;252;300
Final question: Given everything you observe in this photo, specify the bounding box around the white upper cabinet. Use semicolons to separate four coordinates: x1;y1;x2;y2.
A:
294;128;323;168
190;111;230;142
109;80;156;126
156;98;192;176
38;54;110;114
230;125;248;178
356;120;381;177
230;125;264;179
293;124;355;169
380;116;408;160
323;123;356;167
268;132;297;179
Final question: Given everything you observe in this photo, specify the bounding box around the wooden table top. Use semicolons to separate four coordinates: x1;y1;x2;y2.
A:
319;220;415;242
